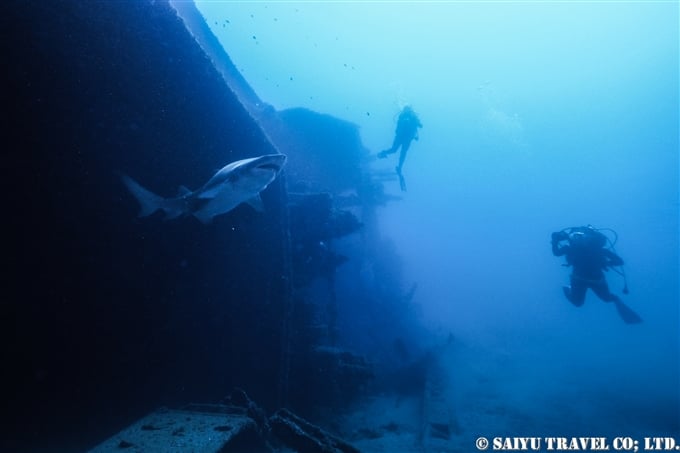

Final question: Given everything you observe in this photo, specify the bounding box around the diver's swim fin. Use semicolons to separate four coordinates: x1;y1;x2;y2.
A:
399;174;407;191
614;300;643;324
396;167;407;192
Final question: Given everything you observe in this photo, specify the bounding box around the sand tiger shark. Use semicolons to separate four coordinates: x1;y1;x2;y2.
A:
121;153;286;224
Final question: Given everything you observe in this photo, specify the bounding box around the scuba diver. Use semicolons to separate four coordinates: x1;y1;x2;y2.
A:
377;105;422;191
551;225;642;324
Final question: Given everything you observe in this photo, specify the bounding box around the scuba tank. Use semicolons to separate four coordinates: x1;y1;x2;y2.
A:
566;225;607;249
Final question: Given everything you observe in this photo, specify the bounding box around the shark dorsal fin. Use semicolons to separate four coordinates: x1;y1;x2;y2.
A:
176;185;192;197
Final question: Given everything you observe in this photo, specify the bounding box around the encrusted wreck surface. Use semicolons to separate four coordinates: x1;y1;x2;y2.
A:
87;406;260;453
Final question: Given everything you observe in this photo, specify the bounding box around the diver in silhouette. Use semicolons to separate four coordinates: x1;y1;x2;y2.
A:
377;106;422;191
551;225;641;323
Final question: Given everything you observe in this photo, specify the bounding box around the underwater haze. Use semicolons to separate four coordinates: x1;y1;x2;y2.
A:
198;0;678;442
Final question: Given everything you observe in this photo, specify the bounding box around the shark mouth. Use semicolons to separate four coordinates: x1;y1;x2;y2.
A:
258;163;283;171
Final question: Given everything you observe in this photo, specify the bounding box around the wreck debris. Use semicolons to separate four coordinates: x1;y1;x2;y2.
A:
270;408;361;453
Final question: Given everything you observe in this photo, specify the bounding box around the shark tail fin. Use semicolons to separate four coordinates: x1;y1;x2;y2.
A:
121;174;166;218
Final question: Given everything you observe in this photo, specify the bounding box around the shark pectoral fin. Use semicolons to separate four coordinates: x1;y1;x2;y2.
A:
246;194;265;213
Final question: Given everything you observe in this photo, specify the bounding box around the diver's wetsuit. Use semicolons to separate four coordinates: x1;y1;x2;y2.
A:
379;108;422;173
552;237;623;306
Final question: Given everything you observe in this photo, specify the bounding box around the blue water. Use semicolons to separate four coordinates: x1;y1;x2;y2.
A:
197;0;679;442
6;1;677;451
